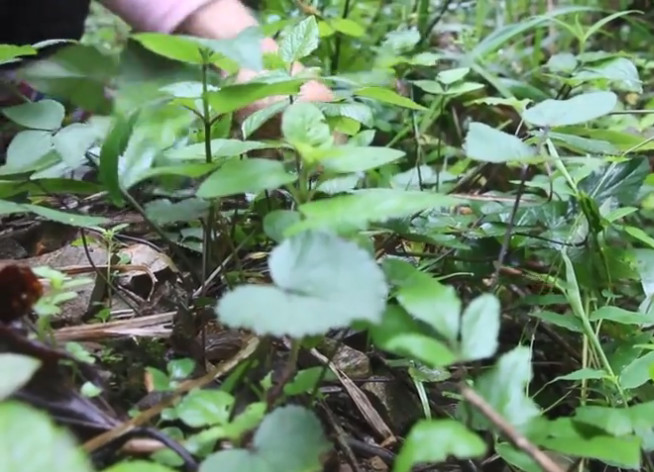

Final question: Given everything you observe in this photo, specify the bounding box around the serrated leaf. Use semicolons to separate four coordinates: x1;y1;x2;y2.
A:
216;231;388;337
2;99;65;131
459;294;500;361
0;401;93;472
197;158;296;198
463;122;535;163
355;86;426;110
523;91;617;127
99;111;139;206
279;16;320;64
0;354;41;401
393;420;486;472
281;102;332;154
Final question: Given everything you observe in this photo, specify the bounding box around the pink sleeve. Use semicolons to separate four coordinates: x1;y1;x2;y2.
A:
104;0;213;33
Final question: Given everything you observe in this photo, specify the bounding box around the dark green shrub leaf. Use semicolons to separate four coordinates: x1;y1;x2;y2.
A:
320;146;405;173
619;351;654;389
176;390;235;428
393;420;486;472
104;461;177;472
208;80;303;115
1;130;56;174
281;102;333;156
164;140;269;161
263;210;302;243
354;87;426;111
217;231;388;337
145;199;210;225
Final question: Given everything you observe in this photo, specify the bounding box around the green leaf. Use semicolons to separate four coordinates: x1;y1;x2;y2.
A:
574;57;642;93
216;231;388;337
464;347;540;431
387;259;461;342
104;461;178;472
459;294;500;361
528;309;583;333
590;306;654;326
463;122;535;163
242;100;289;138
2;99;65;131
263;210;302;243
546;53;578;73
208;80;303;115
145;198;210;225
281;102;333;154
619;351;654;389
578;158;649;206
197;158;297;198
393;420;486;472
53;123;100;168
176;390;235;428
99;112;139;206
0;401;93;472
354;87;426;111
554;368;607;382
200;405;330;472
329;18;365;37
320;146;405;173
290;189;461;234
131;33;205;64
0;354;41;400
0;44;36;64
1;130;56;174
0;200;107;228
438;67;470;84
522;91;617;127
371;305;457;368
164;140;270;161
279;16;320;64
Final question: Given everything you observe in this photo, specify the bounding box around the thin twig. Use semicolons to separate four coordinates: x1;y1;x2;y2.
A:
459;384;565;472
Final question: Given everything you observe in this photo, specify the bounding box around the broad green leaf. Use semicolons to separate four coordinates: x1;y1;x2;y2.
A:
372;305;457;368
2;99;65;130
208;80;303;115
459;294;500;361
464;122;535;163
437;67;470;84
381;28;420;54
574;57;642;93
200;405;330;472
549;131;617;155
2;130;55;174
532;418;641;469
281;102;332;155
329;18;365;37
53;123;99;168
138;163;218;182
619;351;654;389
393;420;485;472
387;259;461;341
290;189;461;234
0;354;41;401
263;210;301;243
523;91;617;127
279;16;320;64
191;27;265;71
528;309;583;333
546;53;578;73
164;139;270;161
321;146;405;173
146;198;210;225
0;401;93;472
354;87;426;111
104;461;177;472
578;158;649;206
197;158;296;198
217;231;388;337
464;347;539;431
242;100;289;138
132;33;205;64
176;390;235;428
